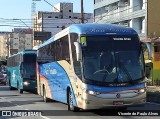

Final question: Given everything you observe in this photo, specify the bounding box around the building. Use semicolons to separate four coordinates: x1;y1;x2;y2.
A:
0;29;33;57
94;0;160;39
0;33;9;59
8;33;33;56
33;2;93;36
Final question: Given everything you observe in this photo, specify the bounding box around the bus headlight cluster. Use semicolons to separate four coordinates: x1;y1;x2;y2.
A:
84;89;100;95
138;88;145;93
23;81;30;86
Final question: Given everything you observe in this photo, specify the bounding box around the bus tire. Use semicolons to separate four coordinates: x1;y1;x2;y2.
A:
67;89;80;112
43;86;49;103
18;89;23;94
17;82;23;94
9;81;14;90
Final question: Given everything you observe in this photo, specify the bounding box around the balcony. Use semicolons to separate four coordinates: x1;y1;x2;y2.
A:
96;9;146;24
94;0;120;9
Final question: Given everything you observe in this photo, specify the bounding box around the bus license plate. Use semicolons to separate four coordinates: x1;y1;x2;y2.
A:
113;101;124;105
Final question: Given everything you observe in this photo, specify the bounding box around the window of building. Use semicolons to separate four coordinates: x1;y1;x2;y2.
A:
154;43;160;52
124;0;129;6
69;16;71;18
105;6;109;13
48;16;52;18
55;16;59;18
73;17;78;19
69;10;71;12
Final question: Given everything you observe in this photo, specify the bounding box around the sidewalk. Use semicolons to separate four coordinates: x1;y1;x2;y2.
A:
147;86;160;92
147;86;160;103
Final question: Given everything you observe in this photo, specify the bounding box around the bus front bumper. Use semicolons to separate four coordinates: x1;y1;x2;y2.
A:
23;80;37;90
79;92;146;110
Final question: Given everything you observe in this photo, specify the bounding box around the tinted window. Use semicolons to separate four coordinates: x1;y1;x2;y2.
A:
37;35;70;64
23;54;36;63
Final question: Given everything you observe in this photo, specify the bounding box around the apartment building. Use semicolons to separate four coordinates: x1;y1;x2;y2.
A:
8;32;33;56
0;33;8;59
33;2;93;36
94;0;160;39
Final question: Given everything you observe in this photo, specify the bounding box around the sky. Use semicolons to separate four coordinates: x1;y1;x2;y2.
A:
0;0;94;32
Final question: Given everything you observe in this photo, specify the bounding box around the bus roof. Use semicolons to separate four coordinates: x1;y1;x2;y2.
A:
8;50;37;58
69;24;137;35
18;50;37;55
38;24;138;49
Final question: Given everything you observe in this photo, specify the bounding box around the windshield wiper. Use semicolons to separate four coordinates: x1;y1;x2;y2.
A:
119;62;134;84
115;52;134;85
102;68;109;82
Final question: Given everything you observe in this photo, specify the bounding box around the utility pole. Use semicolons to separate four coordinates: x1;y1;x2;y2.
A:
80;0;84;23
42;12;44;32
5;34;10;58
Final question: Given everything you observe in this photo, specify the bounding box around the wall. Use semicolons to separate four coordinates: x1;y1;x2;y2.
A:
147;0;160;37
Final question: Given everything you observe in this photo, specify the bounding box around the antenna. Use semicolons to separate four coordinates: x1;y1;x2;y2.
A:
32;0;41;17
32;0;41;47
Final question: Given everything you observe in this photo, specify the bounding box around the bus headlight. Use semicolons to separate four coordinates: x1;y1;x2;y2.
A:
138;88;145;93
84;89;100;95
24;81;30;86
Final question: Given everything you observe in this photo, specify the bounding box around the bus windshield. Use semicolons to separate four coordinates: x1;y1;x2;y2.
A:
21;54;36;79
82;35;145;85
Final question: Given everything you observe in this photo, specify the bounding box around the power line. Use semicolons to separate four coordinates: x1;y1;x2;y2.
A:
0;24;72;29
0;16;93;22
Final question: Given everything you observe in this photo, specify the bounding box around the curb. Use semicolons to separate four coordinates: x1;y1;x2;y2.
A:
147;91;160;104
147;97;160;103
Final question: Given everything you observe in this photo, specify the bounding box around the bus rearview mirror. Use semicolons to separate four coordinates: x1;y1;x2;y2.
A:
74;42;82;62
141;42;152;60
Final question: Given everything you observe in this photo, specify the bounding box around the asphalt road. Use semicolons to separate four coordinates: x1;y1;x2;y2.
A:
0;85;160;119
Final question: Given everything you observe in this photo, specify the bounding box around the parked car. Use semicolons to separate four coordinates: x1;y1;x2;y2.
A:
0;74;7;85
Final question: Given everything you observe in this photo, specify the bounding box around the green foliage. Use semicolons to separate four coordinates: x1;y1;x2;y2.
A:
153;70;160;80
0;56;5;60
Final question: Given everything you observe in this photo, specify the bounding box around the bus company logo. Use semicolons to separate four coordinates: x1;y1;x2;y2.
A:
116;93;121;98
45;69;57;75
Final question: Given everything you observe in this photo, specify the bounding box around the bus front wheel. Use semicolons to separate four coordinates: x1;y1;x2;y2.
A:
43;86;50;102
67;89;80;112
9;81;14;90
17;82;23;94
18;89;23;94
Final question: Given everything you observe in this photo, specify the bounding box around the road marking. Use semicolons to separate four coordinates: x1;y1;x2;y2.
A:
40;115;51;119
147;102;160;106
